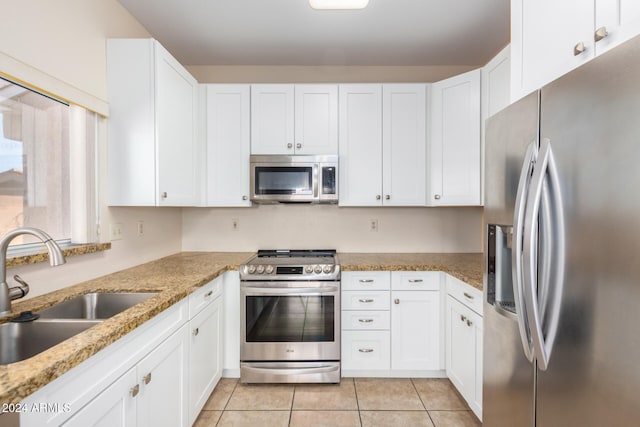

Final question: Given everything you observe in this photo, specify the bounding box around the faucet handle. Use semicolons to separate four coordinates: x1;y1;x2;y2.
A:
9;275;30;300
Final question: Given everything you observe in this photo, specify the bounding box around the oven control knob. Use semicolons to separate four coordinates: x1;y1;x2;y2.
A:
265;265;274;274
256;265;265;274
248;265;256;274
314;265;322;274
305;265;313;274
323;265;333;274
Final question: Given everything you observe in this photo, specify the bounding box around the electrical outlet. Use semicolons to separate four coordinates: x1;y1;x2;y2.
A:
110;223;123;241
137;221;144;236
232;218;240;231
369;219;379;232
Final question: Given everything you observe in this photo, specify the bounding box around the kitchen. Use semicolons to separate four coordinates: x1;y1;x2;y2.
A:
1;1;640;427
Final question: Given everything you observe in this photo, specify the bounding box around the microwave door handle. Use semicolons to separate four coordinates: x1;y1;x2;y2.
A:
512;141;537;363
313;164;319;198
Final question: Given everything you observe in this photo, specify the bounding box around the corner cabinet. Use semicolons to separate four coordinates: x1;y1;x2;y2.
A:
200;84;251;207
339;84;426;207
250;84;338;155
511;0;640;102
428;69;481;206
107;38;199;206
445;274;483;420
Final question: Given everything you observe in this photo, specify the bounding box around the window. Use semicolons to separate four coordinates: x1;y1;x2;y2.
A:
0;77;97;249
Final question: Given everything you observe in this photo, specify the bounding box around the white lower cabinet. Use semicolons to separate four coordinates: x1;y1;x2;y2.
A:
445;275;483;420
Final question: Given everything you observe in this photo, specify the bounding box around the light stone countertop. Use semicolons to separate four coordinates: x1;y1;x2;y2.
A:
0;251;483;406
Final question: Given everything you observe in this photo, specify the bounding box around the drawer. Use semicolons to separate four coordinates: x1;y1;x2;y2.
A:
391;271;441;291
446;274;483;315
342;271;391;291
189;276;223;317
342;310;390;330
341;330;390;370
342;290;390;310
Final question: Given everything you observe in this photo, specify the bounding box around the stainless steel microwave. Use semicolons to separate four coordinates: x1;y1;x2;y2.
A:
250;155;338;204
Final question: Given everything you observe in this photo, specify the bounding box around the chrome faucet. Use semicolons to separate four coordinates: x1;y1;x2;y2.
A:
0;227;66;317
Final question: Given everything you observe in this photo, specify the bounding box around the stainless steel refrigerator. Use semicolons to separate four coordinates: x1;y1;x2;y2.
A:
484;35;640;427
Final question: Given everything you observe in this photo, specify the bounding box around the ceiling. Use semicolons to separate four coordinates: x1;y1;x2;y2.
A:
117;0;510;67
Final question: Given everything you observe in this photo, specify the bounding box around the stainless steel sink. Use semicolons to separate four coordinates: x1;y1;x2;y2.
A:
38;292;158;320
0;320;101;364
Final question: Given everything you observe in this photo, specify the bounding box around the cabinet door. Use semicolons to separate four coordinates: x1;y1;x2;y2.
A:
155;42;199;206
511;0;593;101
294;85;338;154
429;69;481;206
62;368;137;427
137;324;189;427
338;84;383;206
251;85;294;154
189;297;223;425
203;84;251;206
391;291;440;370
382;84;427;206
595;0;640;55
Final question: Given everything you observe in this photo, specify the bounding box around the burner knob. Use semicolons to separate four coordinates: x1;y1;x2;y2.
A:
314;265;322;274
265;265;274;274
323;265;333;274
248;265;256;274
256;265;265;274
305;265;313;274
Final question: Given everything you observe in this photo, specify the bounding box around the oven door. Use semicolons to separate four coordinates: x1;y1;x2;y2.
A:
241;282;340;361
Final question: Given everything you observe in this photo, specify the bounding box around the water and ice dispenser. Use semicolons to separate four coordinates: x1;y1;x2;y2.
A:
487;224;517;314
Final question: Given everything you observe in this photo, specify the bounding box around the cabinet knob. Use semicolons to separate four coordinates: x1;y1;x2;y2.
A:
460;314;467;322
573;41;586;56
385;195;390;200
434;194;441;200
130;384;140;397
467;319;473;327
242;195;248;201
287;143;293;149
394;298;400;304
594;26;608;42
296;143;302;149
376;195;381;200
193;327;200;336
143;373;152;385
161;192;168;199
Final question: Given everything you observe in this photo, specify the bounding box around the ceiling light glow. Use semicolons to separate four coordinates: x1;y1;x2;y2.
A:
309;0;369;10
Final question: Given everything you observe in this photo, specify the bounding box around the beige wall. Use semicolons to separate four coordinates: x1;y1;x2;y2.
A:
188;65;476;83
2;0;184;299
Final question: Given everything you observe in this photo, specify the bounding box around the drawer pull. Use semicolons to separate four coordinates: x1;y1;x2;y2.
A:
193;328;200;336
359;279;374;283
358;298;374;303
143;373;152;385
460;314;467;322
467;319;473;327
463;292;474;300
358;318;374;323
359;348;374;353
204;290;213;298
408;279;423;283
131;384;140;397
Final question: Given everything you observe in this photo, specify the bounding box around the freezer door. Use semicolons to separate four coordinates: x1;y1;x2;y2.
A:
483;92;539;427
537;34;640;427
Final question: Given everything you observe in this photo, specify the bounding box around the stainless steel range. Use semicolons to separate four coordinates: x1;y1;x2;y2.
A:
240;249;340;383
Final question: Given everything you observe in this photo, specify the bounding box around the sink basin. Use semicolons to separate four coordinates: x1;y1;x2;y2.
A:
38;292;158;320
0;320;101;364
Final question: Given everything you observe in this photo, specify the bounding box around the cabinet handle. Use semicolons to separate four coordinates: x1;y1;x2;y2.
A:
463;292;474;300
204;290;213;298
385;195;390;200
359;348;374;353
394;298;400;304
573;41;586;56
358;318;374;323
359;298;374;303
434;194;441;200
193;328;200;336
296;143;302;149
594;26;608;42
408;279;423;283
143;373;152;385
287;143;293;149
376;195;381;200
460;314;467;322
161;192;168;199
467;319;473;327
130;384;140;397
242;195;248;201
359;279;374;283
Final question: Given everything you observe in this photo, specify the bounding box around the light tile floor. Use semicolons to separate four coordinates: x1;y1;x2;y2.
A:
194;378;481;427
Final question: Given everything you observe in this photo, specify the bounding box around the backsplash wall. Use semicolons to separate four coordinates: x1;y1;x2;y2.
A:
182;205;483;253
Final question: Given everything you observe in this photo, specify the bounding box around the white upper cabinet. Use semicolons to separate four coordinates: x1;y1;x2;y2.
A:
382;84;427;206
429;69;481;206
107;38;199;206
338;84;384;206
339;84;426;207
511;0;640;102
251;84;338;155
201;84;251;207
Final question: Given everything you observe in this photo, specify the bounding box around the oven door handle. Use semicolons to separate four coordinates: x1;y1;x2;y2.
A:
241;286;339;295
241;364;340;376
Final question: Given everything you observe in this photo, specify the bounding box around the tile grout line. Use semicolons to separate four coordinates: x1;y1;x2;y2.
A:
215;378;239;427
410;378;437;427
289;384;296;427
352;378;364;427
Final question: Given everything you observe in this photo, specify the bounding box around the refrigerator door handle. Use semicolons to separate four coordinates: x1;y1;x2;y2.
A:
512;140;537;362
522;138;565;371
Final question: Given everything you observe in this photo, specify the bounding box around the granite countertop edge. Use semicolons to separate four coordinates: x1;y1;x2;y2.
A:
0;251;483;405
